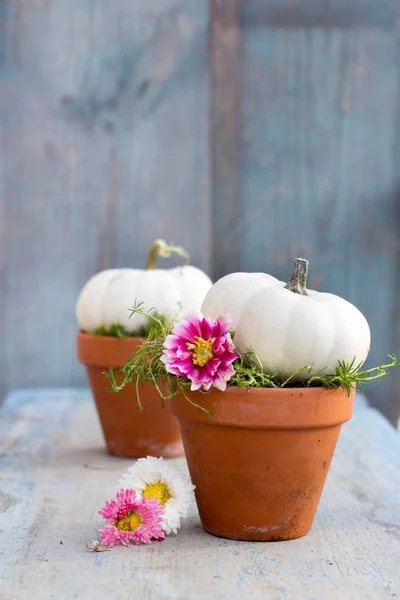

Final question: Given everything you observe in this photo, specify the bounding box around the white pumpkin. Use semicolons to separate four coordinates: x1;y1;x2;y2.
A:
201;258;371;377
76;240;212;333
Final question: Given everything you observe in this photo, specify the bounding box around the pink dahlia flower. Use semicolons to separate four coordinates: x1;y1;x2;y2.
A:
161;313;238;392
98;489;165;547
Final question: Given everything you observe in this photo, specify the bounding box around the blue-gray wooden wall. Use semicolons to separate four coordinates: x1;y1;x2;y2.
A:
1;0;399;423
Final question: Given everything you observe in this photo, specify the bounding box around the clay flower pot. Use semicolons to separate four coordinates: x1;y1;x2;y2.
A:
77;332;184;458
171;385;355;541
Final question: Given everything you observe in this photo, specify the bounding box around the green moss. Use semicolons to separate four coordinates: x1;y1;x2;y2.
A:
93;324;132;338
230;350;397;395
93;313;166;339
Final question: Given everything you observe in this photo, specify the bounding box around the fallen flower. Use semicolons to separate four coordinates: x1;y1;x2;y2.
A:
98;489;165;547
118;456;195;535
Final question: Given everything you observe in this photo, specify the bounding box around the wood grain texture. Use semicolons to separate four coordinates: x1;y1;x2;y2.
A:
0;1;211;392
0;81;6;404
1;388;400;599
211;0;400;420
240;0;397;30
210;0;243;279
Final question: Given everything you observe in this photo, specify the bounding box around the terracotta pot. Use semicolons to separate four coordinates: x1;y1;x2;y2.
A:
77;332;184;458
171;385;355;541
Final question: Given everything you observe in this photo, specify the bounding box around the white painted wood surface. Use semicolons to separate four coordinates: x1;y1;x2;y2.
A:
1;389;399;600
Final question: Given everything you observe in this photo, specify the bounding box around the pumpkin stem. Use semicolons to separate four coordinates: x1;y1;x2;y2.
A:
284;258;309;295
145;239;190;269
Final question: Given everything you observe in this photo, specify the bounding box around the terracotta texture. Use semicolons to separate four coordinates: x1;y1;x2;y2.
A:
171;385;355;541
77;332;183;458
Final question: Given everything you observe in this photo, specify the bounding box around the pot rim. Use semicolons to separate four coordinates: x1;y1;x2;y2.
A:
170;385;355;429
76;330;143;367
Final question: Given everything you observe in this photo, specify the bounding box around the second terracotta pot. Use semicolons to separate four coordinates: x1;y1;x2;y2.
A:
171;385;355;541
77;332;184;458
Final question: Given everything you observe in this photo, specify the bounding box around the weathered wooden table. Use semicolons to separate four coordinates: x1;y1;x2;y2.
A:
1;389;399;600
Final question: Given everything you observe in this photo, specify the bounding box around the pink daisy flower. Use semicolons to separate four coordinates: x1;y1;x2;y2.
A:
161;312;238;392
98;489;165;547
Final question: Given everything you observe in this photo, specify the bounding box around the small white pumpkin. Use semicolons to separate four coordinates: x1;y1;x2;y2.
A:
77;240;212;333
201;258;371;377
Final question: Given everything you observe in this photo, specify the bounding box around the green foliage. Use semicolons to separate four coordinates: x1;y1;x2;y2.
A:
305;355;398;394
105;301;211;414
230;349;306;389
105;301;398;410
94;324;132;338
93;312;166;338
231;351;398;395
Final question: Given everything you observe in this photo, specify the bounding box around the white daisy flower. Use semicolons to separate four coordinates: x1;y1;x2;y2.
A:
118;456;195;535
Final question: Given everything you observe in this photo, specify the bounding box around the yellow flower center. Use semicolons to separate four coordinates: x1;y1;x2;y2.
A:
143;481;171;506
116;511;142;531
187;336;214;367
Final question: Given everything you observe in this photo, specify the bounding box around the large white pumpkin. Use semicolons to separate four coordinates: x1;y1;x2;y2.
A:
201;258;371;377
77;240;212;333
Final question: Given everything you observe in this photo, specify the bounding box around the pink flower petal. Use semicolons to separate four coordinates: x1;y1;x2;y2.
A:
172;314;202;339
201;381;213;391
217;313;232;334
200;316;213;340
190;380;202;391
213;378;227;392
98;489;165;547
162;312;238;392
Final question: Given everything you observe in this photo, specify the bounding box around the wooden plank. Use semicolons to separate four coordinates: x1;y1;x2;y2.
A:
0;0;6;401
235;2;400;420
210;0;243;279
0;119;5;404
240;0;397;30
1;388;400;599
0;1;211;395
